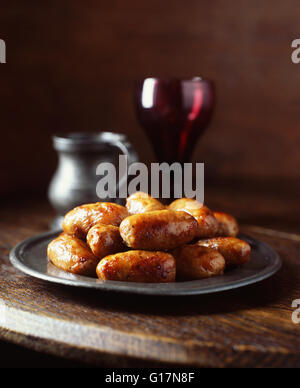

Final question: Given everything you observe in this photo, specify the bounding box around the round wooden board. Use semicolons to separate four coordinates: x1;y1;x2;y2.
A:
0;206;299;367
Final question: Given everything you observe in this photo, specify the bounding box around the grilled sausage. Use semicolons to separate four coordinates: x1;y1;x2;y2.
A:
168;198;203;212
47;233;99;276
87;224;124;259
172;244;225;280
189;207;219;238
63;202;129;239
126;192;165;214
197;237;251;266
120;210;199;250
97;250;176;283
168;199;218;238
214;211;239;237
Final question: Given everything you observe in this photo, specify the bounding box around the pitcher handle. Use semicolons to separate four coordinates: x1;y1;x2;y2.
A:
99;132;139;197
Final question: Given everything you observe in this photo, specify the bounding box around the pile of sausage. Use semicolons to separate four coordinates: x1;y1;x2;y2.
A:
47;192;251;283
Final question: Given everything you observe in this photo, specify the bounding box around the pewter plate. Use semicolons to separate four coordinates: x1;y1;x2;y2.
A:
10;231;282;296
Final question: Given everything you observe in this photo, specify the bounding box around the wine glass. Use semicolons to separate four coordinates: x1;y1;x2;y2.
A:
134;77;215;163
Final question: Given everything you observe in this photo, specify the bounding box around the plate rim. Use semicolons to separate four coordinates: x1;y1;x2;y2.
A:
9;231;282;296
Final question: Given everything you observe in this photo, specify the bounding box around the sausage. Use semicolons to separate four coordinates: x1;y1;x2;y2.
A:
197;237;251;266
214;211;239;237
168;198;203;212
126;192;165;214
168;199;218;238
172;244;225;280
47;233;99;276
87;223;125;259
97;250;176;283
188;207;219;238
63;202;129;239
120;210;199;250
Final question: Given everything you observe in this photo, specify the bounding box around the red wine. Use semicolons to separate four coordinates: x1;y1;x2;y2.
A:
135;78;215;163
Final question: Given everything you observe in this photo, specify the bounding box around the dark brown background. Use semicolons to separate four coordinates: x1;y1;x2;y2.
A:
0;0;299;197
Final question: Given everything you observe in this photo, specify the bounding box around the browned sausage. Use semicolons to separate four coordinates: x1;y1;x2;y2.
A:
168;198;218;238
47;233;99;276
197;237;251;266
126;192;165;214
97;250;176;283
87;223;124;259
168;198;203;212
63;202;129;239
120;210;199;250
189;207;218;238
172;244;225;280
214;211;239;237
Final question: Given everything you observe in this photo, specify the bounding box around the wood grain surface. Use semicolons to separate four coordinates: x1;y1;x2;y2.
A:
0;196;299;368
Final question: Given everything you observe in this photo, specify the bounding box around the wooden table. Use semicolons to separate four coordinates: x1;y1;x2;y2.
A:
0;194;299;368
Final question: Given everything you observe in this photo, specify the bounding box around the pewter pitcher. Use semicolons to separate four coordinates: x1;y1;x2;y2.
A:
48;132;138;229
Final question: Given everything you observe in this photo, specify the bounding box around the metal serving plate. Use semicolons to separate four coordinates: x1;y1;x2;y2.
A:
10;232;282;296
